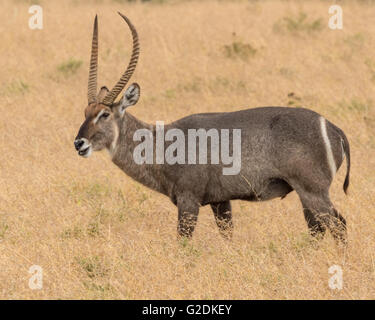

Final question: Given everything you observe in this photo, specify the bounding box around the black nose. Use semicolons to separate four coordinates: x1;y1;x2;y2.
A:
74;139;84;151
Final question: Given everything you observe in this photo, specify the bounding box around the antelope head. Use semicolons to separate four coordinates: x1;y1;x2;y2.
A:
74;13;141;158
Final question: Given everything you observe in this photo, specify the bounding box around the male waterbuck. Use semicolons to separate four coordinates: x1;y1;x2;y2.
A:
74;13;350;243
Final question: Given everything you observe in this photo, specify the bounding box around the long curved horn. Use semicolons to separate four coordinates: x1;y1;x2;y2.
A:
102;12;140;106
87;15;99;104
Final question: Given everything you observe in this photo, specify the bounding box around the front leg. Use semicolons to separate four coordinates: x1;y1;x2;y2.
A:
177;193;200;239
210;201;233;239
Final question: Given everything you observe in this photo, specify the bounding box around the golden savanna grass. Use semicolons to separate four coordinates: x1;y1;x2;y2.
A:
0;0;374;299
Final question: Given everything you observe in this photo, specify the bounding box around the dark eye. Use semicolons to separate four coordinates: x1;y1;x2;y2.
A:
101;112;110;119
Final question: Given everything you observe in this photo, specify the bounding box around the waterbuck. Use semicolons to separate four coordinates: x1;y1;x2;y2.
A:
74;13;350;243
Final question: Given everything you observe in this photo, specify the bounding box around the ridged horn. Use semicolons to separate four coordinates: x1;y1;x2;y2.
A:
102;12;140;106
87;15;98;104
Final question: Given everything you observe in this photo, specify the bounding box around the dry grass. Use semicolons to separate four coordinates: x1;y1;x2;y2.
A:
0;0;374;299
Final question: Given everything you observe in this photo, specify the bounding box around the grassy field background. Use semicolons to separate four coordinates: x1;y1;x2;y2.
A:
0;0;374;299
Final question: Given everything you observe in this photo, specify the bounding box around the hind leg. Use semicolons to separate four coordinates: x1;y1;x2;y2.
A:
302;207;326;238
210;201;233;239
296;188;347;244
330;207;347;244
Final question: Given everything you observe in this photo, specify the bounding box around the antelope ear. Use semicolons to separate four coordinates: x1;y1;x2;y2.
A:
97;86;109;102
118;83;140;115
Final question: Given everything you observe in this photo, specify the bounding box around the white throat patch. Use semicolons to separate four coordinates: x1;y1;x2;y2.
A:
108;122;119;159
